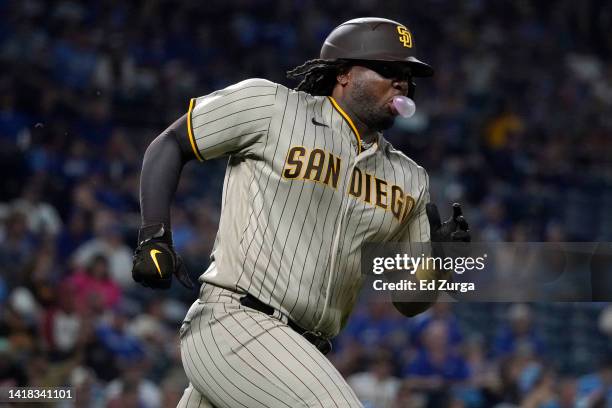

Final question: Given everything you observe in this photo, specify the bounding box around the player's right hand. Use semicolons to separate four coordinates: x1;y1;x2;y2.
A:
132;225;195;290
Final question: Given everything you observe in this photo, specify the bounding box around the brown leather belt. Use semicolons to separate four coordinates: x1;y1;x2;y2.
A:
239;293;332;355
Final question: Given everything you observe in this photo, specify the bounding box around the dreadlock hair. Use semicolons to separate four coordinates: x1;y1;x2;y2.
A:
286;58;349;96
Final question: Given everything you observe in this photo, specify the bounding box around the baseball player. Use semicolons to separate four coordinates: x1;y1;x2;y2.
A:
132;17;470;408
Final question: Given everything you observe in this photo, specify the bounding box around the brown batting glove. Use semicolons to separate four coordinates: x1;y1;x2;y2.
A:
132;224;195;290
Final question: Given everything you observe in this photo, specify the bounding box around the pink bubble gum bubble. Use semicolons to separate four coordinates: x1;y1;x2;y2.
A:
392;96;416;118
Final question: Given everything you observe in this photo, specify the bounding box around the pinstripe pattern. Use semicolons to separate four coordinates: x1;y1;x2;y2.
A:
187;78;430;337
183;78;431;406
177;383;212;408
178;285;362;407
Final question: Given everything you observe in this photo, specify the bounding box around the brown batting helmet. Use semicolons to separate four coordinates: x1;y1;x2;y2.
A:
320;17;434;77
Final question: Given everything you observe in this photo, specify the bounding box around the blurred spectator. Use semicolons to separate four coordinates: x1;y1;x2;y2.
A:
348;351;401;408
71;181;102;213
0;88;29;142
557;378;578;408
392;381;426;408
71;210;133;289
171;208;198;253
495;355;524;405
68;254;122;311
404;321;470;390
40;281;82;361
8;286;40;328
575;357;612;408
484;105;525;152
493;304;544;358
598;305;612;340
0;340;28;387
0;303;36;357
463;336;490;387
330;338;367;379
69;366;106;408
477;198;509;242
106;380;142;408
0;208;37;283
128;298;175;382
457;335;501;406
26;350;81;388
11;181;62;237
82;306;144;383
57;210;93;259
160;370;189;408
411;303;463;350
94;307;145;363
157;335;189;408
62;140;97;184
22;239;61;306
341;300;410;354
76;97;113;147
105;357;161;408
520;367;559;408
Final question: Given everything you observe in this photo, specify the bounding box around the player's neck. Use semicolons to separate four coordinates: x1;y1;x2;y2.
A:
329;95;379;144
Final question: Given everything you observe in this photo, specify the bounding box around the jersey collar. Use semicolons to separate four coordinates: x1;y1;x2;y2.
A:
327;96;363;155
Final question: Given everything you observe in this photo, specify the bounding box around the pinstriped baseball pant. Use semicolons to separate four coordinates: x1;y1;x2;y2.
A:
177;284;363;408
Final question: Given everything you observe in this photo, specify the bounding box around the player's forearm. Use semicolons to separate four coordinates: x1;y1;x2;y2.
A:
385;267;438;317
391;288;437;317
133;117;196;290
393;300;434;317
139;130;187;228
388;265;446;317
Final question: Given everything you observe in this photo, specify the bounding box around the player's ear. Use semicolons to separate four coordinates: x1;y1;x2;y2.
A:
336;65;352;87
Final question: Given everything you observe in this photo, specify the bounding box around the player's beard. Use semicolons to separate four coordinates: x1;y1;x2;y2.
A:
349;81;395;131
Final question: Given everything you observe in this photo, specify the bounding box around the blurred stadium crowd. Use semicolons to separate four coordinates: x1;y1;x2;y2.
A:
0;0;611;407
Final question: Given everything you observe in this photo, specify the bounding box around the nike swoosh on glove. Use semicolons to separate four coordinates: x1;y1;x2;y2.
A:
132;226;195;290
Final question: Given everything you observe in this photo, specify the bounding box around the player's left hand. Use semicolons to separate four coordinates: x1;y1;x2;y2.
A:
426;202;471;243
426;202;471;282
